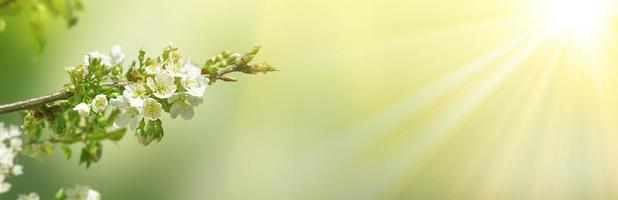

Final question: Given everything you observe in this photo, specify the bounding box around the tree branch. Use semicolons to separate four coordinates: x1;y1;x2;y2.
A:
0;90;72;115
0;64;264;115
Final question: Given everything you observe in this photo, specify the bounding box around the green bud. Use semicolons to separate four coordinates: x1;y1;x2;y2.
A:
221;50;231;58
226;53;241;65
249;63;278;74
162;44;178;60
135;119;164;145
249;45;261;55
240;46;262;65
112;65;122;76
138;48;146;63
215;54;224;62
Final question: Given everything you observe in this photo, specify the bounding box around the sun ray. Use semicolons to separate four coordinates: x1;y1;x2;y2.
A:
335;30;551;199
378;31;549;198
471;35;567;199
291;26;545;196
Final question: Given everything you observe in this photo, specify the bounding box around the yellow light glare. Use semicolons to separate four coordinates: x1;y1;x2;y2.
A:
539;0;611;33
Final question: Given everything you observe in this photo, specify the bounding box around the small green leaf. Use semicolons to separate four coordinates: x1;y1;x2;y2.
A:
61;145;72;159
28;3;51;53
135;119;149;145
73;0;84;11
42;142;54;155
52;114;66;134
89;130;106;141
54;188;67;200
79;147;88;165
107;128;127;141
80;141;103;167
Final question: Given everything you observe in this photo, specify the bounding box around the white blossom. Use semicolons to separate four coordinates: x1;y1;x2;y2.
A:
64;66;75;72
0;122;18;141
91;94;108;113
142;98;163;121
181;60;208;97
73;103;91;118
65;184;101;200
84;51;112;68
9;138;21;152
169;93;203;120
16;192;39;200
0;145;14;167
110;95;143;130
65;65;90;78
0;181;10;193
0;123;24;194
164;61;187;77
144;63;162;75
11;164;22;176
146;71;176;99
122;83;149;100
0;146;15;166
109;45;125;65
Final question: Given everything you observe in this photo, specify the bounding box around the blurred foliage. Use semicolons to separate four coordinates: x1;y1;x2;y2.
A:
0;0;84;52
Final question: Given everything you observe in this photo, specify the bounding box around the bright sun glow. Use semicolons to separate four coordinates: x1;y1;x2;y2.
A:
539;0;612;34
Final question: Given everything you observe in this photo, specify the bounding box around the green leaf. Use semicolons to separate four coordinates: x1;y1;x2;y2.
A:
79;147;88;165
106;109;121;126
27;3;51;53
135;119;150;145
52;114;66;134
61;144;72;159
73;0;84;11
107;128;127;141
42;142;54;155
89;130;106;141
80;141;103;167
54;188;67;200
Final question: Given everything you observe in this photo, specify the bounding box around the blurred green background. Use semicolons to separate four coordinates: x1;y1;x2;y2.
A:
2;0;618;199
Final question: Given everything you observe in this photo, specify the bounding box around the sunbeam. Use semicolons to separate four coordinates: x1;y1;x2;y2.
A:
369;31;550;199
307;27;550;199
292;25;544;197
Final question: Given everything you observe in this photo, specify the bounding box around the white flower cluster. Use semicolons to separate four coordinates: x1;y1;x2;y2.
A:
16;184;100;200
63;184;101;200
124;57;207;122
0;123;23;194
65;45;125;80
16;193;39;200
71;45;208;131
83;45;125;68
